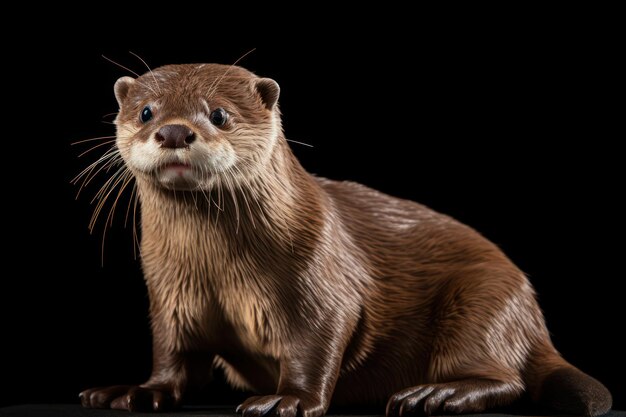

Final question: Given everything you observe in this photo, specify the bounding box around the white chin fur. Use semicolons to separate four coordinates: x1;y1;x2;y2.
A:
157;167;200;190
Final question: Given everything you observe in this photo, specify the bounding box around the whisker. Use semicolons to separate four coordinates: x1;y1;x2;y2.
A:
73;123;138;266
71;135;116;146
286;139;314;148
91;166;127;205
75;150;122;190
72;148;121;199
102;55;158;95
77;140;116;157
84;154;123;188
124;180;135;228
99;170;134;265
104;172;133;230
207;48;257;99
190;185;199;210
216;182;224;212
132;184;141;259
71;148;118;183
108;171;134;228
87;169;131;266
129;51;162;95
102;54;141;78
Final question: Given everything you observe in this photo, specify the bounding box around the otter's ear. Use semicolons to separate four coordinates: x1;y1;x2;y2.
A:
114;76;135;107
255;78;280;109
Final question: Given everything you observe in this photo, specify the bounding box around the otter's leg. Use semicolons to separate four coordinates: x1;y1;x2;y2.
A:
386;379;522;416
386;269;534;416
80;342;214;411
237;340;344;417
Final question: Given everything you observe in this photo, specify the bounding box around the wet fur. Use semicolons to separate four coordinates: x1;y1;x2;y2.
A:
79;64;612;416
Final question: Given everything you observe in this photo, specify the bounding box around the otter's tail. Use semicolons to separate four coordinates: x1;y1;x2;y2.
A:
525;346;612;416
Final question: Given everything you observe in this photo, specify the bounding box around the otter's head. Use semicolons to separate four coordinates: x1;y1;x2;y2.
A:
113;64;281;190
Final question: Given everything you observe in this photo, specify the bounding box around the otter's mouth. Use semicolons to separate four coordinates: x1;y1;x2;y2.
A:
161;162;192;174
155;161;202;190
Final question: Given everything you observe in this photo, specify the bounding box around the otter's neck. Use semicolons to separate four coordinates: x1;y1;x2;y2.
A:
137;137;326;250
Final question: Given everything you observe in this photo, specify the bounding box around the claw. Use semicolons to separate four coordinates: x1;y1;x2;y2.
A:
238;395;323;417
79;385;177;411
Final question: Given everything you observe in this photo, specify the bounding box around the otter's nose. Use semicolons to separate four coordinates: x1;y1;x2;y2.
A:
155;124;196;148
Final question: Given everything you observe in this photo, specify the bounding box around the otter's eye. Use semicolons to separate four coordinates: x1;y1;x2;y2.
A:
209;108;228;126
140;106;153;123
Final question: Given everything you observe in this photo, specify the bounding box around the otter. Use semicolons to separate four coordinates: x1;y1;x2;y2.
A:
79;63;612;416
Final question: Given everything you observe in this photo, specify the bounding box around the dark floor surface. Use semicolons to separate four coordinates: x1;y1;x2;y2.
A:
0;405;625;417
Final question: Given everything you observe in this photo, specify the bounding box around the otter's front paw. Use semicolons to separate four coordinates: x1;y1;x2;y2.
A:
79;385;177;411
237;394;325;417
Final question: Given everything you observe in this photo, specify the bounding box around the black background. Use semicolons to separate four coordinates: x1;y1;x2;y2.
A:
1;11;623;411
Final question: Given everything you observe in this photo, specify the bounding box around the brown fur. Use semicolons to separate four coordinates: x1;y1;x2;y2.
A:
79;64;612;416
